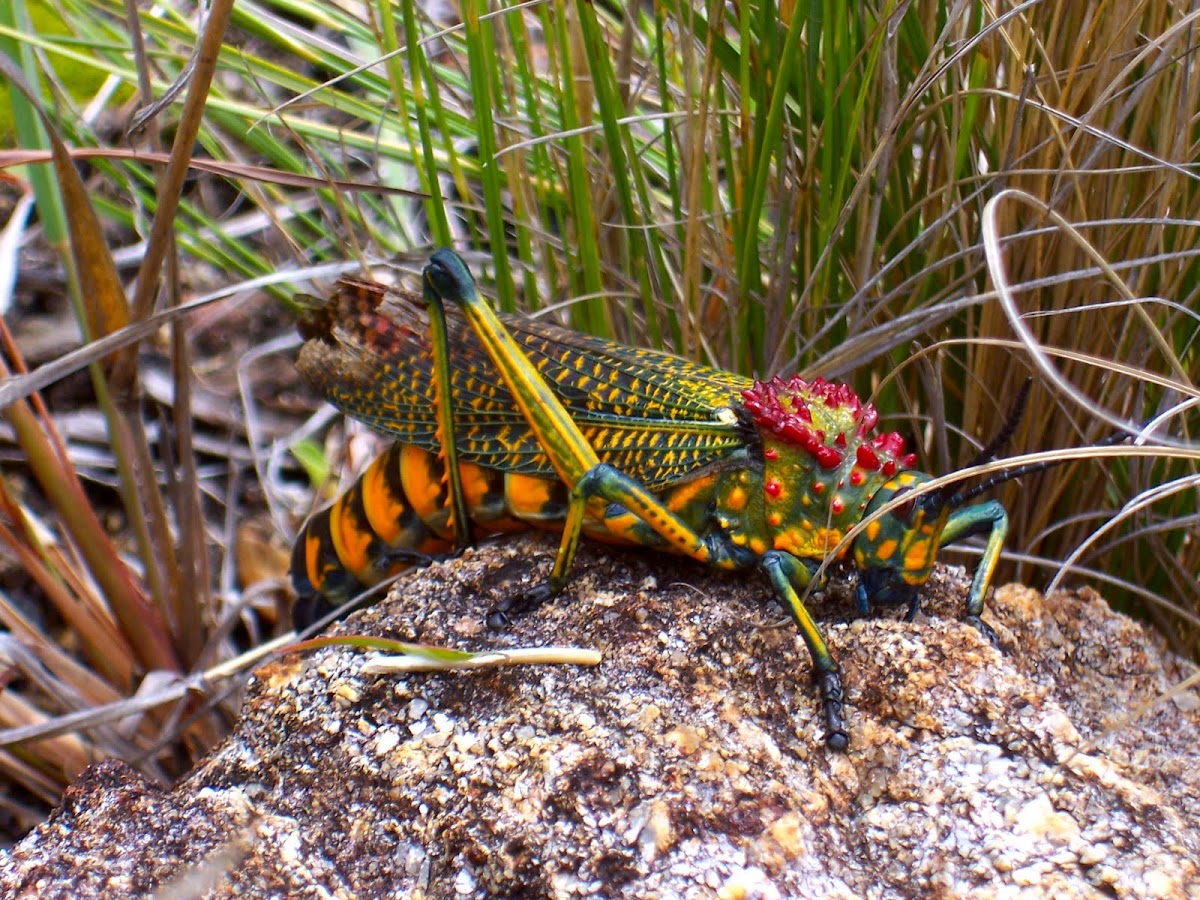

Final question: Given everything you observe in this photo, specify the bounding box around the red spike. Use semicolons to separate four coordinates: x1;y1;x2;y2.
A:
856;445;880;470
779;422;813;445
872;432;907;457
815;446;842;468
741;376;908;473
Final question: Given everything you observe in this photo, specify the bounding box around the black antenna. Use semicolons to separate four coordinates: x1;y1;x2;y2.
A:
948;427;1132;509
920;378;1031;515
962;378;1032;471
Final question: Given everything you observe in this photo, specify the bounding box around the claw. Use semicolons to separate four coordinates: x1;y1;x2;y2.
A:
903;592;923;623
815;668;849;751
485;584;557;630
965;614;1000;648
826;729;849;752
485;609;512;631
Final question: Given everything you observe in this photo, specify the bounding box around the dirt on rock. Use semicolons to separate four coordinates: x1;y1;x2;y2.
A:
2;533;1197;898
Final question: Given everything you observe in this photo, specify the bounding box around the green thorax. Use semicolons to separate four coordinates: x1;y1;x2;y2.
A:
738;376;917;560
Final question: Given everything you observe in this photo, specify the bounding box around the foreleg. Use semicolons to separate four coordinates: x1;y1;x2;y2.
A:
940;500;1008;636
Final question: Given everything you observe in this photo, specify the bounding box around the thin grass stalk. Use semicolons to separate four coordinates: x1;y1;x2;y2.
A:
0;691;93;778
490;11;540;309
480;8;529;270
459;0;516;310
572;0;671;344
652;6;682;253
0;51;187;657
0;571;128;709
502;4;562;309
115;2;200;662
0;516;132;687
0;1;67;253
0;15;147;599
379;0;452;246
128;0;236;324
546;0;607;334
168;290;205;665
116;2;239;643
676;0;720;362
0;396;179;672
733;0;813;371
0;748;68;807
0;298;179;675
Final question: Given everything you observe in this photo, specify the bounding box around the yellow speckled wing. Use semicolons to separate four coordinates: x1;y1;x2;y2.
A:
296;277;755;488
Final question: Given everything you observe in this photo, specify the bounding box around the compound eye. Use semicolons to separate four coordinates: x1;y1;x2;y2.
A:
887;487;916;525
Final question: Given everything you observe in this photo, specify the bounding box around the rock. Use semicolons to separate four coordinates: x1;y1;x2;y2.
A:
2;533;1197;898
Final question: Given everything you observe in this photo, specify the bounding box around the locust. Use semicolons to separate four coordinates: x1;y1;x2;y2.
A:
291;248;1023;750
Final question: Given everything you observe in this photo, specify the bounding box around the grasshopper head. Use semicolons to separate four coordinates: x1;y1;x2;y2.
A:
852;472;950;607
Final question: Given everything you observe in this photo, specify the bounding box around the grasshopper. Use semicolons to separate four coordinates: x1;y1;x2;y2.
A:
292;249;1021;750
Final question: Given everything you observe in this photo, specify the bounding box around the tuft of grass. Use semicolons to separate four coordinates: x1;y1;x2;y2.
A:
0;0;1197;841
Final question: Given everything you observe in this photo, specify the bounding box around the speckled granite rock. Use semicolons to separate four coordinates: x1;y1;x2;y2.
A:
2;533;1198;899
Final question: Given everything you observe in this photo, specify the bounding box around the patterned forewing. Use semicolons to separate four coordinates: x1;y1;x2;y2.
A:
296;278;754;488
